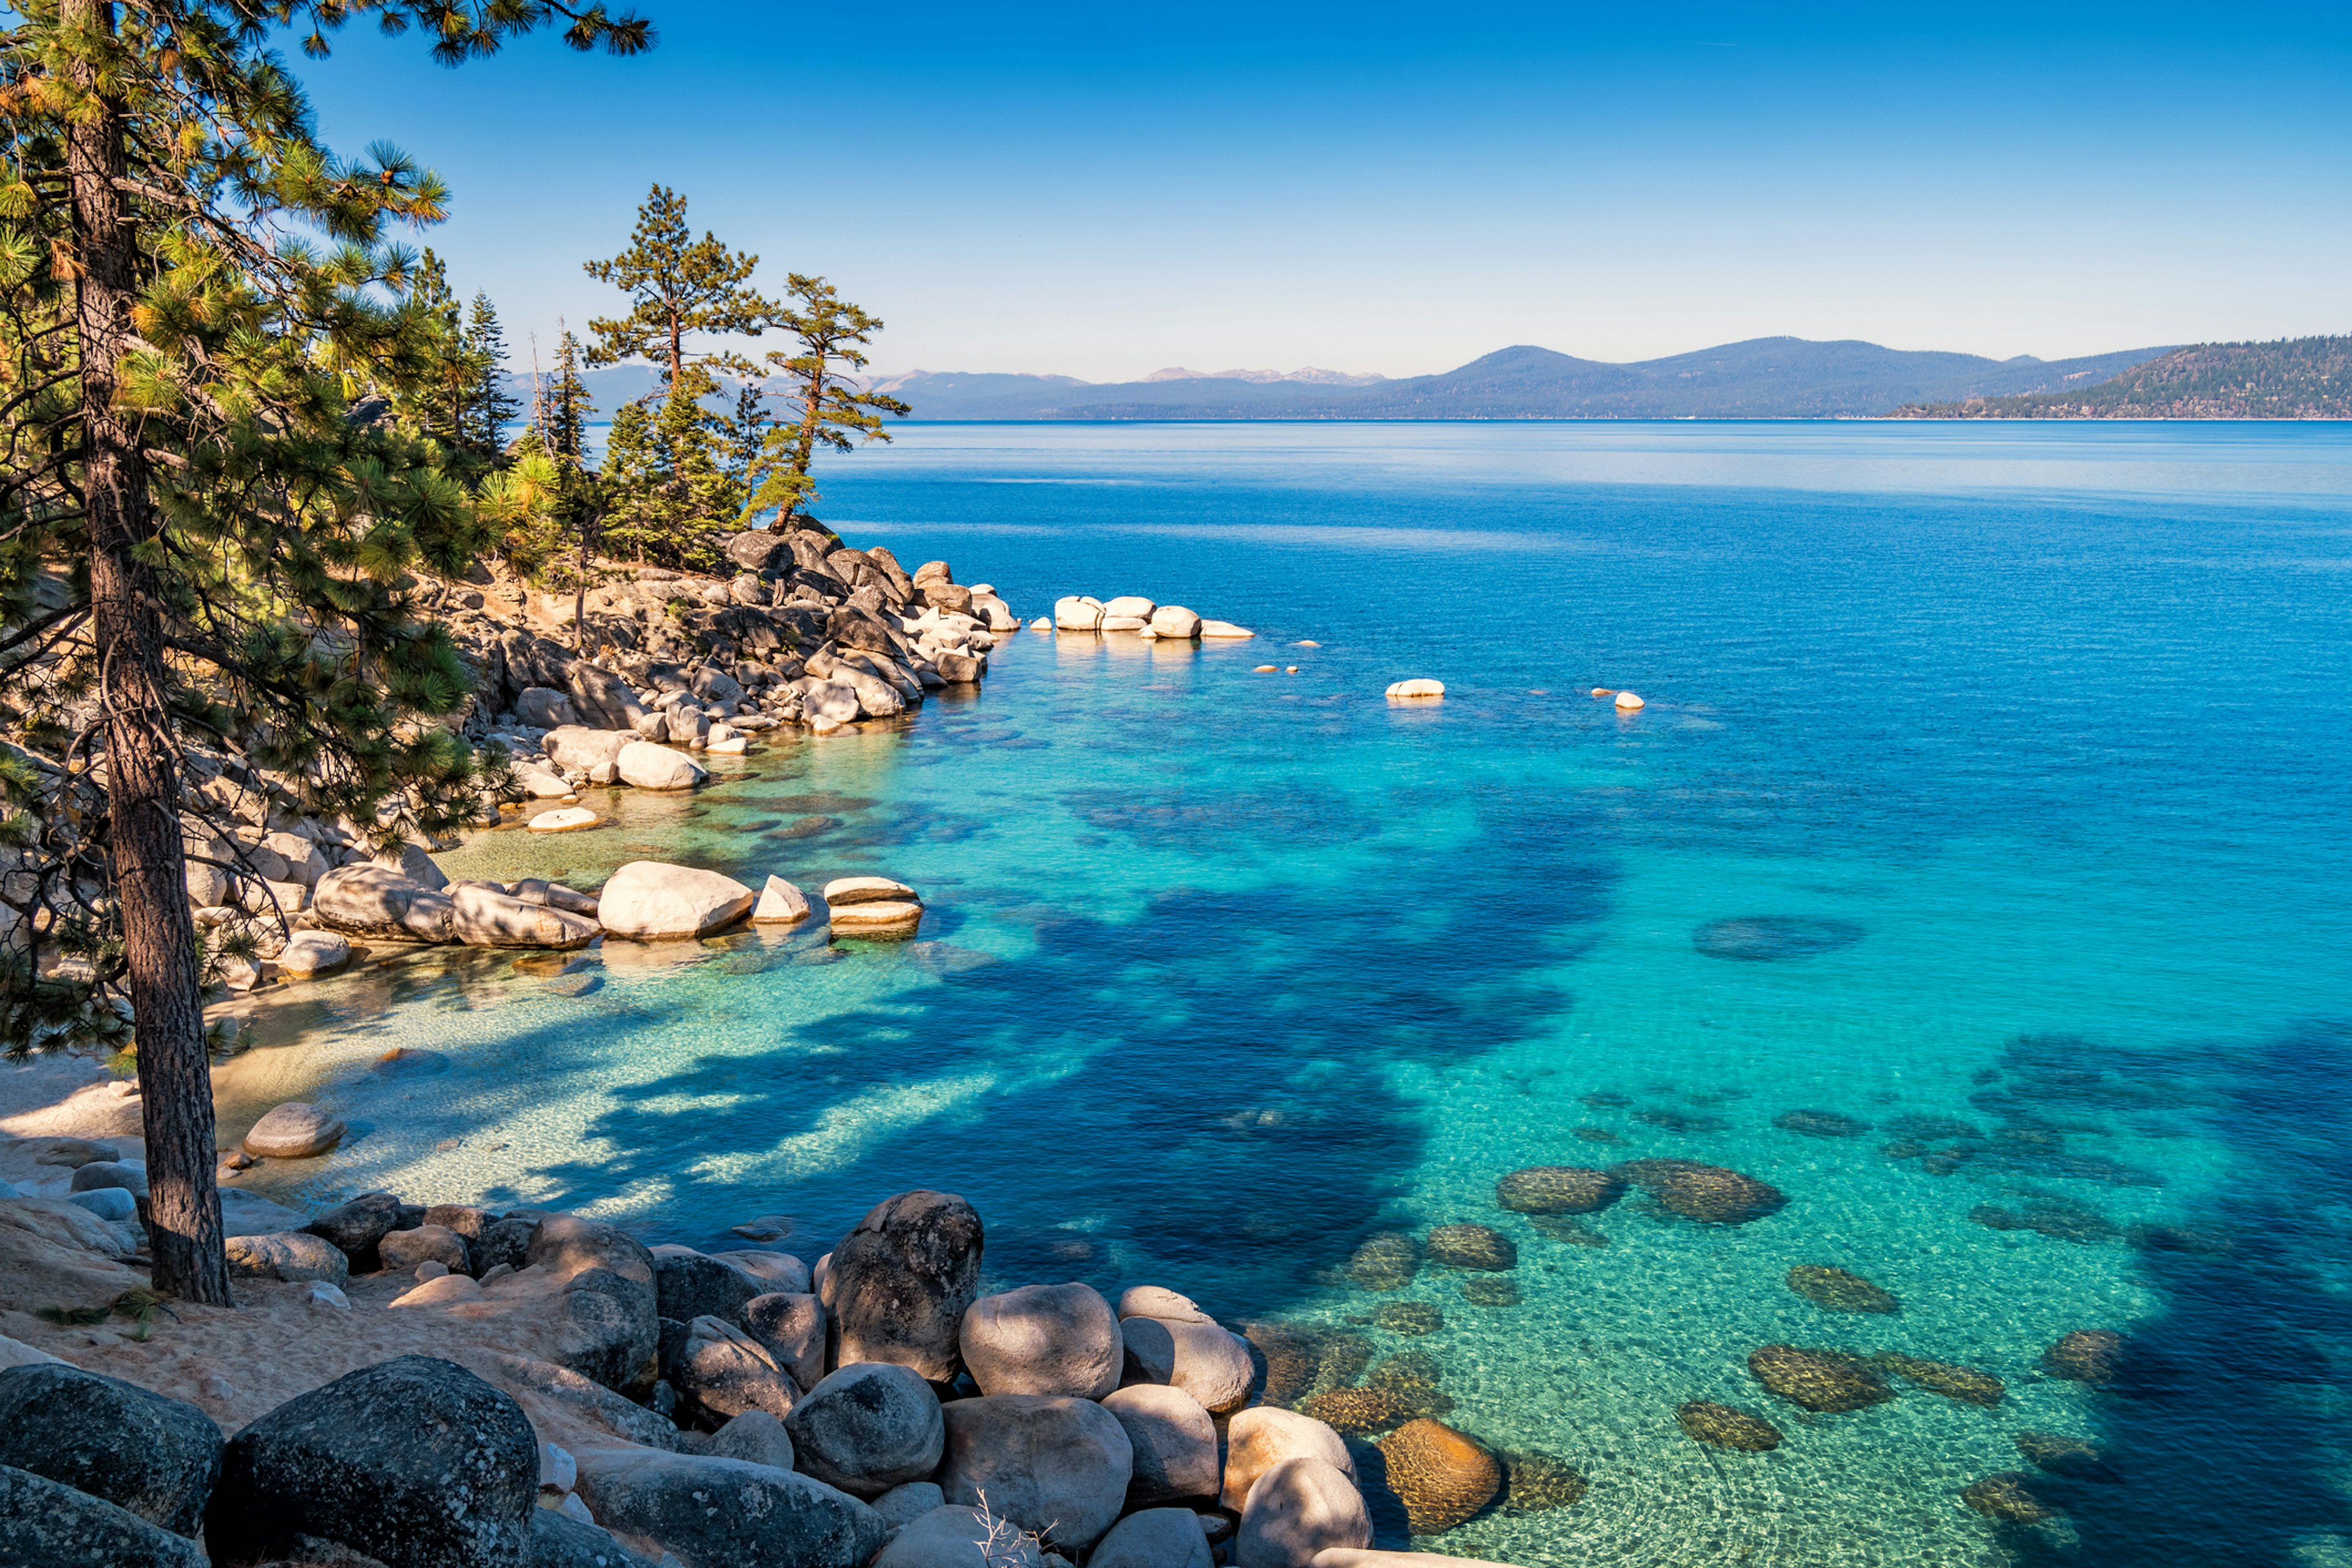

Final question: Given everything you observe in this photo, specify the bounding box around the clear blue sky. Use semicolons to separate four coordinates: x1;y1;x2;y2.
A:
297;1;2352;381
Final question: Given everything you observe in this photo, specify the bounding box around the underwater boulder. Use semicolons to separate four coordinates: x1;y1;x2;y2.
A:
1494;1166;1624;1215
1676;1401;1782;1451
1373;1302;1444;1336
1376;1419;1499;1535
1460;1277;1520;1308
1615;1159;1787;1225
1961;1473;2054;1524
1691;916;1864;962
1773;1110;1871;1139
1746;1345;1894;1412
2041;1330;2127;1385
1499;1450;1586;1512
1785;1265;1899;1314
1872;1353;2003;1406
1346;1233;1420;1291
1425;1225;1517;1271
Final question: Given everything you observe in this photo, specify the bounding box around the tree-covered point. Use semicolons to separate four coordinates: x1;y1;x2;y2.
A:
1894;336;2352;418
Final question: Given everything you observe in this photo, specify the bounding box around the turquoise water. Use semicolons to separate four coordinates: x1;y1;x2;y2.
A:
227;423;2352;1568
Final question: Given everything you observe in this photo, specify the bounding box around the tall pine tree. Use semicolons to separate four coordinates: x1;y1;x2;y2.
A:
0;0;650;1304
464;293;522;454
748;275;910;524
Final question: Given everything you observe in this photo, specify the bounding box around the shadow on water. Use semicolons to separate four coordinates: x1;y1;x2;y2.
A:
529;786;1616;1322
2011;1022;2352;1567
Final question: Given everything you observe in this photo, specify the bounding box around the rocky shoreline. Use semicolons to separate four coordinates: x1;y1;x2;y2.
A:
0;1158;1524;1568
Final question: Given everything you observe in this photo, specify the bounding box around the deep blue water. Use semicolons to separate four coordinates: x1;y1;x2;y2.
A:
228;423;2352;1568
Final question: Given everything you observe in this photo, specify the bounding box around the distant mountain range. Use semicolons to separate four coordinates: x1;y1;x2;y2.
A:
1893;336;2351;419
508;335;2352;422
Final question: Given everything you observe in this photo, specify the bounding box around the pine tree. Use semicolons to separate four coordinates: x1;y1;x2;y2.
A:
584;185;771;399
402;247;471;452
0;0;650;1305
464;294;523;454
547;330;594;468
748;275;910;523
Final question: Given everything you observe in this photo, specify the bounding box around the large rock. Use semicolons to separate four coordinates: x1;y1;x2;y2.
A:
224;1231;349;1284
703;1409;795;1469
1054;595;1104;631
311;864;455;943
448;882;598;948
567;662;652;733
1376;1419;1498;1535
1236;1457;1371;1568
616;741;707;791
1222;1408;1354;1511
572;1447;885;1568
872;1504;1042;1568
1117;1285;1214;1324
1494;1166;1623;1215
960;1283;1124;1398
1121;1316;1255;1412
785;1362;945;1499
556;1268;659;1391
1424;1224;1515;1271
1148;605;1202;639
0;1363;222;1536
673;1315;799;1426
219;1191;309;1238
726;530;793;573
753;875;812;924
1675;1401;1782;1451
1093;1507;1214;1568
516;686;578;728
206;1355;538;1568
276;930;351;979
597;861;755;940
241;1101;344;1158
1101;1384;1217;1505
544;725;635;774
380;1224;469;1275
745;1292;827;1390
527;1213;657;1289
935;1394;1134;1550
0;1463;207;1567
827;1189;984;1382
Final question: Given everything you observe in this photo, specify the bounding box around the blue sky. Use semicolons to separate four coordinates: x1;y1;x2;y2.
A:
298;2;2352;380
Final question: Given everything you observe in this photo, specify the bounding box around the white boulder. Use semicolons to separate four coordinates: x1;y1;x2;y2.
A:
824;876;919;907
1198;620;1256;639
1101;595;1156;619
527;807;600;833
616;741;707;791
1055;596;1104;631
753;875;813;924
1149;605;1202;639
1236;1457;1370;1568
243;1102;345;1158
597;861;755;940
1385;679;1444;700
276;930;352;980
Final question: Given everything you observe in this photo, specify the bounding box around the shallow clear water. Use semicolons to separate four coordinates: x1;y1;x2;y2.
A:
225;423;2352;1568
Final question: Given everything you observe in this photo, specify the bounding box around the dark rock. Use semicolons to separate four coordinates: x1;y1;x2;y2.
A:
653;1246;767;1327
530;1507;654;1567
1632;1107;1728;1133
1499;1450;1586;1512
1529;1215;1610;1247
672;1316;799;1428
0;1462;208;1567
1461;1276;1520;1308
1745;1345;1894;1412
302;1191;403;1270
1969;1198;2119;1243
1345;1232;1419;1291
823;1190;984;1383
1872;1353;2003;1406
1295;1385;1416;1437
1570;1126;1621;1145
573;1447;884;1568
1882;1114;1980;1141
1425;1224;1516;1271
1676;1401;1782;1451
0;1362;222;1536
1373;1302;1443;1335
1785;1265;1899;1313
423;1204;491;1242
1580;1092;1630;1109
727;531;794;574
1242;1322;1323;1408
2043;1329;2128;1385
527;1213;657;1290
1615;1159;1787;1225
1365;1351;1454;1422
471;1216;537;1276
784;1363;946;1499
1774;1109;1872;1139
554;1267;659;1392
1313;1331;1375;1390
1376;1419;1499;1534
1691;916;1864;961
1962;1473;2054;1524
1494;1166;1623;1215
206;1355;537;1568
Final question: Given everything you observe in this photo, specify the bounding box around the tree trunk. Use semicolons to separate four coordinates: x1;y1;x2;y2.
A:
793;356;827;510
66;0;231;1304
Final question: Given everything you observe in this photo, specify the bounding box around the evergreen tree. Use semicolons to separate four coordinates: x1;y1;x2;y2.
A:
547;330;594;467
464;293;522;453
399;247;471;453
748;276;910;522
0;0;650;1305
584;185;771;398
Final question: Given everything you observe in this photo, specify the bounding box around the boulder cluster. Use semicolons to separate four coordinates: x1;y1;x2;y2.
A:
1050;595;1254;641
0;1173;1529;1568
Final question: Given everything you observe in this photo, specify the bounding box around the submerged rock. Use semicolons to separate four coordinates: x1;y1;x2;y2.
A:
1691;916;1864;962
1499;1450;1586;1512
1494;1166;1624;1215
1460;1276;1520;1308
1373;1302;1443;1336
1528;1215;1610;1247
1774;1109;1872;1139
1872;1352;2003;1406
1970;1198;2120;1244
1615;1159;1787;1225
1676;1401;1782;1451
1785;1265;1899;1314
1425;1224;1517;1271
1365;1352;1455;1422
1962;1473;2054;1524
1746;1344;1894;1412
1296;1385;1416;1438
1346;1232;1420;1291
1378;1419;1500;1534
2042;1329;2128;1385
2015;1431;2116;1480
1571;1126;1622;1145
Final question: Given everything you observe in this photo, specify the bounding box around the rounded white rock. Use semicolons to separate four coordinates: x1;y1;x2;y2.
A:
1385;679;1445;700
527;807;601;832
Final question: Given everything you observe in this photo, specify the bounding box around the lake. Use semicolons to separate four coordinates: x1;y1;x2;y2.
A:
224;421;2352;1568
